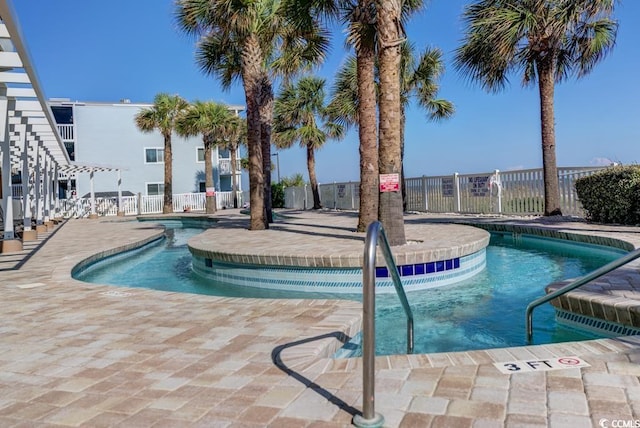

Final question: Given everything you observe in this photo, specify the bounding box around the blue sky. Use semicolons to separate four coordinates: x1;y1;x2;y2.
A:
11;0;640;183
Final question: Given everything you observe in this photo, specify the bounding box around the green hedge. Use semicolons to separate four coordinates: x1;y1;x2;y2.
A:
575;165;640;225
271;182;285;208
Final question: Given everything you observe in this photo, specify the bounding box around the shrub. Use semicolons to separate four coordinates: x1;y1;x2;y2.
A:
272;182;285;208
575;165;640;224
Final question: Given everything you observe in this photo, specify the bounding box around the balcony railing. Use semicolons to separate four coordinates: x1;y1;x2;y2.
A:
218;159;241;175
57;124;74;141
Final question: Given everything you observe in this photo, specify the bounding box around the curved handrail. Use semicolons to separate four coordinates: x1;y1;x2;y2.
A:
354;221;414;427
526;247;640;343
365;221;415;353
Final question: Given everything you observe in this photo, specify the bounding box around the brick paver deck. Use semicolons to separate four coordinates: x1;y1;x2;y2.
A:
1;210;639;427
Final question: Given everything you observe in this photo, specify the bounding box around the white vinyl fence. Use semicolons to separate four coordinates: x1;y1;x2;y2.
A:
284;167;605;217
56;191;244;218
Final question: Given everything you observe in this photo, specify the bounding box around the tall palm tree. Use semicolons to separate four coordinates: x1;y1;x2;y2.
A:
376;0;406;245
175;101;235;214
175;0;329;229
303;0;421;234
134;93;189;214
219;115;246;209
273;76;345;209
455;0;618;216
347;0;379;233
328;43;455;210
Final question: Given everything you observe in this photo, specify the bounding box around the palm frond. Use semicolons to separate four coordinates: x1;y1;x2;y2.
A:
273;75;342;154
195;34;243;89
455;0;618;89
326;55;359;126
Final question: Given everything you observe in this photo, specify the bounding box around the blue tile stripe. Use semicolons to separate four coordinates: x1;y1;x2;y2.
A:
192;249;486;294
374;257;461;278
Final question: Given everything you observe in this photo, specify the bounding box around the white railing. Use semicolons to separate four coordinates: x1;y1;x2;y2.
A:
59;196;137;218
120;196;139;215
216;191;244;209
284;166;606;217
140;195;163;214
57;124;74;141
51;191;243;218
218;159;242;175
11;184;23;198
172;193;205;212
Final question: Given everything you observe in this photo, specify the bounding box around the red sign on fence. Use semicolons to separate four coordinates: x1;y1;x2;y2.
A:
379;173;400;192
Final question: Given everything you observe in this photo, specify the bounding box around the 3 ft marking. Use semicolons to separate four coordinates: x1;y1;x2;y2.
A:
494;356;590;374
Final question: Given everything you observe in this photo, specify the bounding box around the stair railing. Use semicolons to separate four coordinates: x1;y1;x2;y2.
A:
354;221;414;428
526;247;640;343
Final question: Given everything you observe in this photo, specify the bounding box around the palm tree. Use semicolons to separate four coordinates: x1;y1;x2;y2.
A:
273;76;345;209
455;0;618;216
134;93;189;214
175;101;235;214
175;0;329;229
223;115;246;209
304;0;421;234
347;0;379;233
376;0;406;245
328;43;455;210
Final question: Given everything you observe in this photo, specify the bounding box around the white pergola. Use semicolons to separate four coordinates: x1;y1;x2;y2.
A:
0;0;123;252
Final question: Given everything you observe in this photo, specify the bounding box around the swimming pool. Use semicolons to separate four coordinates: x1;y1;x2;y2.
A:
75;225;626;354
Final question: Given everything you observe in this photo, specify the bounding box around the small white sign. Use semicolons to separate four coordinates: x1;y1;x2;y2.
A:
494;356;590;374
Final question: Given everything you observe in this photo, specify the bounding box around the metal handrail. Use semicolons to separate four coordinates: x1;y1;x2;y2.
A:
354;221;414;428
526;247;640;343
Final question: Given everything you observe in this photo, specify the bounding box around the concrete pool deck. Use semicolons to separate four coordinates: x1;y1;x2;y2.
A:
0;209;639;427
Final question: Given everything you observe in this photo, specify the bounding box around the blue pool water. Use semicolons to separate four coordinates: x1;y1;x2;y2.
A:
76;226;626;355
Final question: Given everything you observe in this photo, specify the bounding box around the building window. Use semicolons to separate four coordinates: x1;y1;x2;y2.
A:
64;142;75;161
198;181;206;192
219;147;230;158
51;106;73;124
145;148;164;163
196;147;205;163
147;183;164;196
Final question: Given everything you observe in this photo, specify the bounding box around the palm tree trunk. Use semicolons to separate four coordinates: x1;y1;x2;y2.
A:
356;7;379;232
204;137;216;214
241;36;266;230
376;0;406;246
400;109;406;212
162;132;173;214
537;59;562;216
230;142;239;209
260;78;274;224
307;144;322;209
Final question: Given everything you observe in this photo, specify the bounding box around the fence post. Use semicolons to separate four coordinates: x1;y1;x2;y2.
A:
333;181;337;210
350;181;355;210
422;175;428;212
454;173;461;212
304;184;308;210
137;192;142;215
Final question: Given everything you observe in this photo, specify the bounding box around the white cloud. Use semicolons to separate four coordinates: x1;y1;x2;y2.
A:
505;165;525;171
590;157;614;166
